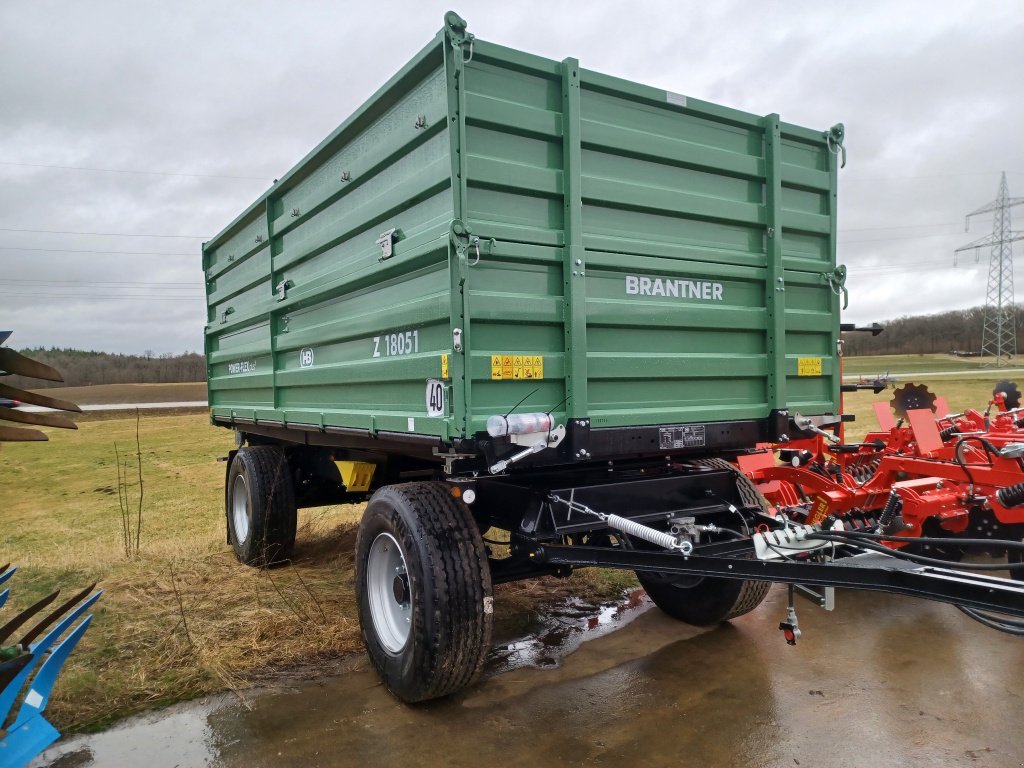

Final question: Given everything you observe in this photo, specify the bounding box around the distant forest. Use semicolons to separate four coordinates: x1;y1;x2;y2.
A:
6;348;205;389
841;305;1023;357
3;305;1019;389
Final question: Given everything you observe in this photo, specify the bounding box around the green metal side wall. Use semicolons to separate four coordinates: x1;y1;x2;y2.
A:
204;16;842;443
460;39;840;434
205;37;457;437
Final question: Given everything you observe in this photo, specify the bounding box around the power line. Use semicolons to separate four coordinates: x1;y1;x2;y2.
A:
0;292;202;301
5;278;201;286
0;227;208;239
0;160;271;182
838;222;961;232
6;282;201;291
839;232;968;244
842;170;1024;183
0;246;196;256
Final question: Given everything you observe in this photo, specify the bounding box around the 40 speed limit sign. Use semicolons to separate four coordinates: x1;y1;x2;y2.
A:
425;379;446;417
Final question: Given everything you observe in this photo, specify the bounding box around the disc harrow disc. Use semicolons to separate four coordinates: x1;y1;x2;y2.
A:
994;380;1021;410
890;382;937;419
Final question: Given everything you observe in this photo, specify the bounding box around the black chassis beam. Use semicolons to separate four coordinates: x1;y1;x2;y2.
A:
531;545;1024;619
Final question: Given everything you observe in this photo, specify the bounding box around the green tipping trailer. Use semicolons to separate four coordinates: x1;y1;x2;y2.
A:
205;12;863;702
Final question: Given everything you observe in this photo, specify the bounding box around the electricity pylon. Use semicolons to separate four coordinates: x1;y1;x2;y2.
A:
954;172;1024;367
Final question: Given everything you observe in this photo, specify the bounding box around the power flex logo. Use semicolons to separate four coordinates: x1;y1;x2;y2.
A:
625;275;724;301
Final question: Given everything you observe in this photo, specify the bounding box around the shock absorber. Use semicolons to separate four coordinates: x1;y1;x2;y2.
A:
876;489;904;535
997;481;1024;509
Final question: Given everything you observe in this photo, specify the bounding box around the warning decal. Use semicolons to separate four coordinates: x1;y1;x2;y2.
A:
797;357;823;377
491;354;544;380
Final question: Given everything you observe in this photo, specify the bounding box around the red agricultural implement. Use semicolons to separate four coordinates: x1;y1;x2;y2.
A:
737;381;1024;576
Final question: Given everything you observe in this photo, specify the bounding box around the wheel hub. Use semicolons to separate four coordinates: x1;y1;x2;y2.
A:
231;474;250;543
392;573;409;604
367;533;412;653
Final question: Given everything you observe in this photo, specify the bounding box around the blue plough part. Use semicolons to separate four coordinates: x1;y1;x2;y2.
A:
0;565;101;768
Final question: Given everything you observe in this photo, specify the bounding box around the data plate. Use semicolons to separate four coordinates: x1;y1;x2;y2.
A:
658;425;706;450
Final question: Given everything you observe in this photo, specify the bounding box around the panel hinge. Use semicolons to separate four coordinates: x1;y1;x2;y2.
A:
376;228;398;260
275;279;292;302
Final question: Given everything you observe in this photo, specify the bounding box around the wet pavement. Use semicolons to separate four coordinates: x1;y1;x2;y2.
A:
34;585;1024;768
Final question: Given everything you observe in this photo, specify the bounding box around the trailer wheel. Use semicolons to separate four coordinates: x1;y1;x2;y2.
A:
1007;533;1024;581
639;458;771;625
355;482;493;703
638;573;771;625
226;445;297;567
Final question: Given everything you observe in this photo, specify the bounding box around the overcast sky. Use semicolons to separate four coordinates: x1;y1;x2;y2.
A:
2;0;1022;354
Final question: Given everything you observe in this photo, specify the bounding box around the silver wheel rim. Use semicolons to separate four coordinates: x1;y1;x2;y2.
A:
231;474;250;543
367;532;411;653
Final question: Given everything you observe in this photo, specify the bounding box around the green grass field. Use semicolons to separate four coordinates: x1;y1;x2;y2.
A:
840;353;1018;376
842;376;1000;441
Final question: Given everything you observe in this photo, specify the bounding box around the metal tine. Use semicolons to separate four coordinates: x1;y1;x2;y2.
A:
0;425;47;442
0;566;13;586
0;409;77;430
0;348;64;382
20;584;97;647
0;384;82;413
0;592;59;646
0;590;100;728
0;655;34;704
10;616;94;732
0;590;8;610
27;590;101;653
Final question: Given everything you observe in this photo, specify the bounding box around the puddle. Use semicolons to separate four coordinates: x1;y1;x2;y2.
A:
488;588;652;673
29;695;237;768
32;589;651;768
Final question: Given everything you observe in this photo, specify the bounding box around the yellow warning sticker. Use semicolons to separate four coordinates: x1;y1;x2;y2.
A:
807;494;830;526
797;357;823;377
491;354;545;380
441;354;449;379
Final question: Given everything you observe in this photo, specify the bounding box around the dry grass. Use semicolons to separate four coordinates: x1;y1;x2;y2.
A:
0;412;631;732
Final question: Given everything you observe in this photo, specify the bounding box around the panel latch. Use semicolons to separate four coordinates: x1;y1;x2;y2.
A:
823;265;848;310
826;123;846;169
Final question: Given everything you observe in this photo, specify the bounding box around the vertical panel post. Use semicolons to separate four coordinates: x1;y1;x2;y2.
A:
261;198;281;414
444;14;471;437
827;131;842;432
561;58;588;419
762;114;786;416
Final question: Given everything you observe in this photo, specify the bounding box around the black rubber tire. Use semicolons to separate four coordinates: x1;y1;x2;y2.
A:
355;482;493;703
638;458;771;626
638;573;771;626
226;445;297;567
1008;537;1024;581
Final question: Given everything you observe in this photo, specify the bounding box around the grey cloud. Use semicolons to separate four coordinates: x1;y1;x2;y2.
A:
1;0;1022;352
